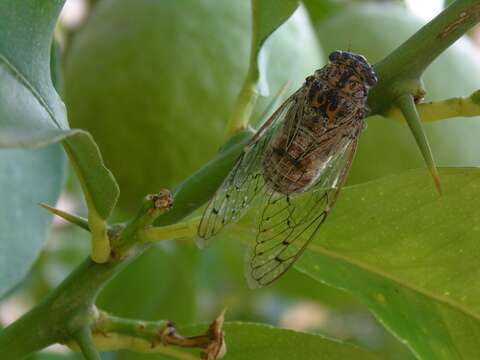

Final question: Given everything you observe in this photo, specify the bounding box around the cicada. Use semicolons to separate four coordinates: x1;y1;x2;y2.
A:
198;51;378;288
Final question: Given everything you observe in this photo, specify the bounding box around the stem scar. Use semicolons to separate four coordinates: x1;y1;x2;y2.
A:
438;4;480;38
147;189;173;216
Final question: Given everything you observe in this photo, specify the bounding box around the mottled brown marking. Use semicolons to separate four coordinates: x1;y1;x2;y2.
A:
197;51;377;288
262;52;375;195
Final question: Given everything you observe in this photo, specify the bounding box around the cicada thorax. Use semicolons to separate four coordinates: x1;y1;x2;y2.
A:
261;61;370;196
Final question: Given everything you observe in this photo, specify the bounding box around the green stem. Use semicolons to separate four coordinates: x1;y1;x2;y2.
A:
63;143;111;264
0;254;144;359
0;302;54;359
370;0;480;114
156;129;252;226
138;217;201;243
221;0;265;139
75;327;101;360
0;133;247;359
93;312;168;344
380;0;480;77
387;89;480;122
223;75;259;139
91;336;199;360
115;190;173;254
85;310;225;358
86;211;110;263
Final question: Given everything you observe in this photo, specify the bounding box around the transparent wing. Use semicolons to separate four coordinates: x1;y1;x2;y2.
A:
197;95;299;245
246;124;362;288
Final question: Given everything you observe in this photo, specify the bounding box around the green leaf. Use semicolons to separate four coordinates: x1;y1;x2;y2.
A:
0;145;64;298
223;0;302;137
444;0;456;9
231;168;480;359
0;0;119;222
157;130;251;226
0;0;68;146
97;243;199;324
251;0;300;95
302;0;340;25
218;323;383;359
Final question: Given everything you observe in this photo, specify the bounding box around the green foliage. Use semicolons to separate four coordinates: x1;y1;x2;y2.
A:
216;323;382;360
0;4;68;284
0;145;64;298
97;243;199;324
308;2;480;185
65;0;321;212
1;0;480;359
0;0;68;146
249;0;299;94
228;168;480;359
0;0;118;220
119;322;384;360
472;89;480;105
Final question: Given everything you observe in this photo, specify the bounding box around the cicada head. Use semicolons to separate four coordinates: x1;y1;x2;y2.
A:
328;50;378;88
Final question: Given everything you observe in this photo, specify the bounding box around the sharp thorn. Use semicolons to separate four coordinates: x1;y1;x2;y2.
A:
39;202;90;231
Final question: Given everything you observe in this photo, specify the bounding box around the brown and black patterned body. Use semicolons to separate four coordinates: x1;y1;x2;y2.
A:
198;51;377;287
262;52;376;195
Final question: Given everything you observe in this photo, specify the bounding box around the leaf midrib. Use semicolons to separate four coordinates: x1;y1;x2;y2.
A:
306;241;480;322
0;53;62;128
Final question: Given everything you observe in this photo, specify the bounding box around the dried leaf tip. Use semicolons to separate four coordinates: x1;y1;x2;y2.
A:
159;310;226;360
202;309;227;360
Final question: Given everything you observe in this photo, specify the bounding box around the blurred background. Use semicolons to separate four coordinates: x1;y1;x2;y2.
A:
2;0;480;359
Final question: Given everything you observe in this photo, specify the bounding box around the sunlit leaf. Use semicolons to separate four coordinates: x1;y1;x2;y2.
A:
229;168;480;359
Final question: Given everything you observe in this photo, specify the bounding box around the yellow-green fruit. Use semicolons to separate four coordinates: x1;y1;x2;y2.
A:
307;3;480;184
65;0;322;212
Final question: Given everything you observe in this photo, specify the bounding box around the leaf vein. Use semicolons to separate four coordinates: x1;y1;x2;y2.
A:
305;243;480;322
0;54;61;128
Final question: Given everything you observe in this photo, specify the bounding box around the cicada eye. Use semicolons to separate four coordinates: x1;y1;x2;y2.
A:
305;75;315;84
353;54;368;63
328;51;343;62
366;69;378;87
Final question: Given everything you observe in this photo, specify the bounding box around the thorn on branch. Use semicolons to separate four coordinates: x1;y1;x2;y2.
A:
39;202;90;231
74;326;101;360
396;93;442;195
